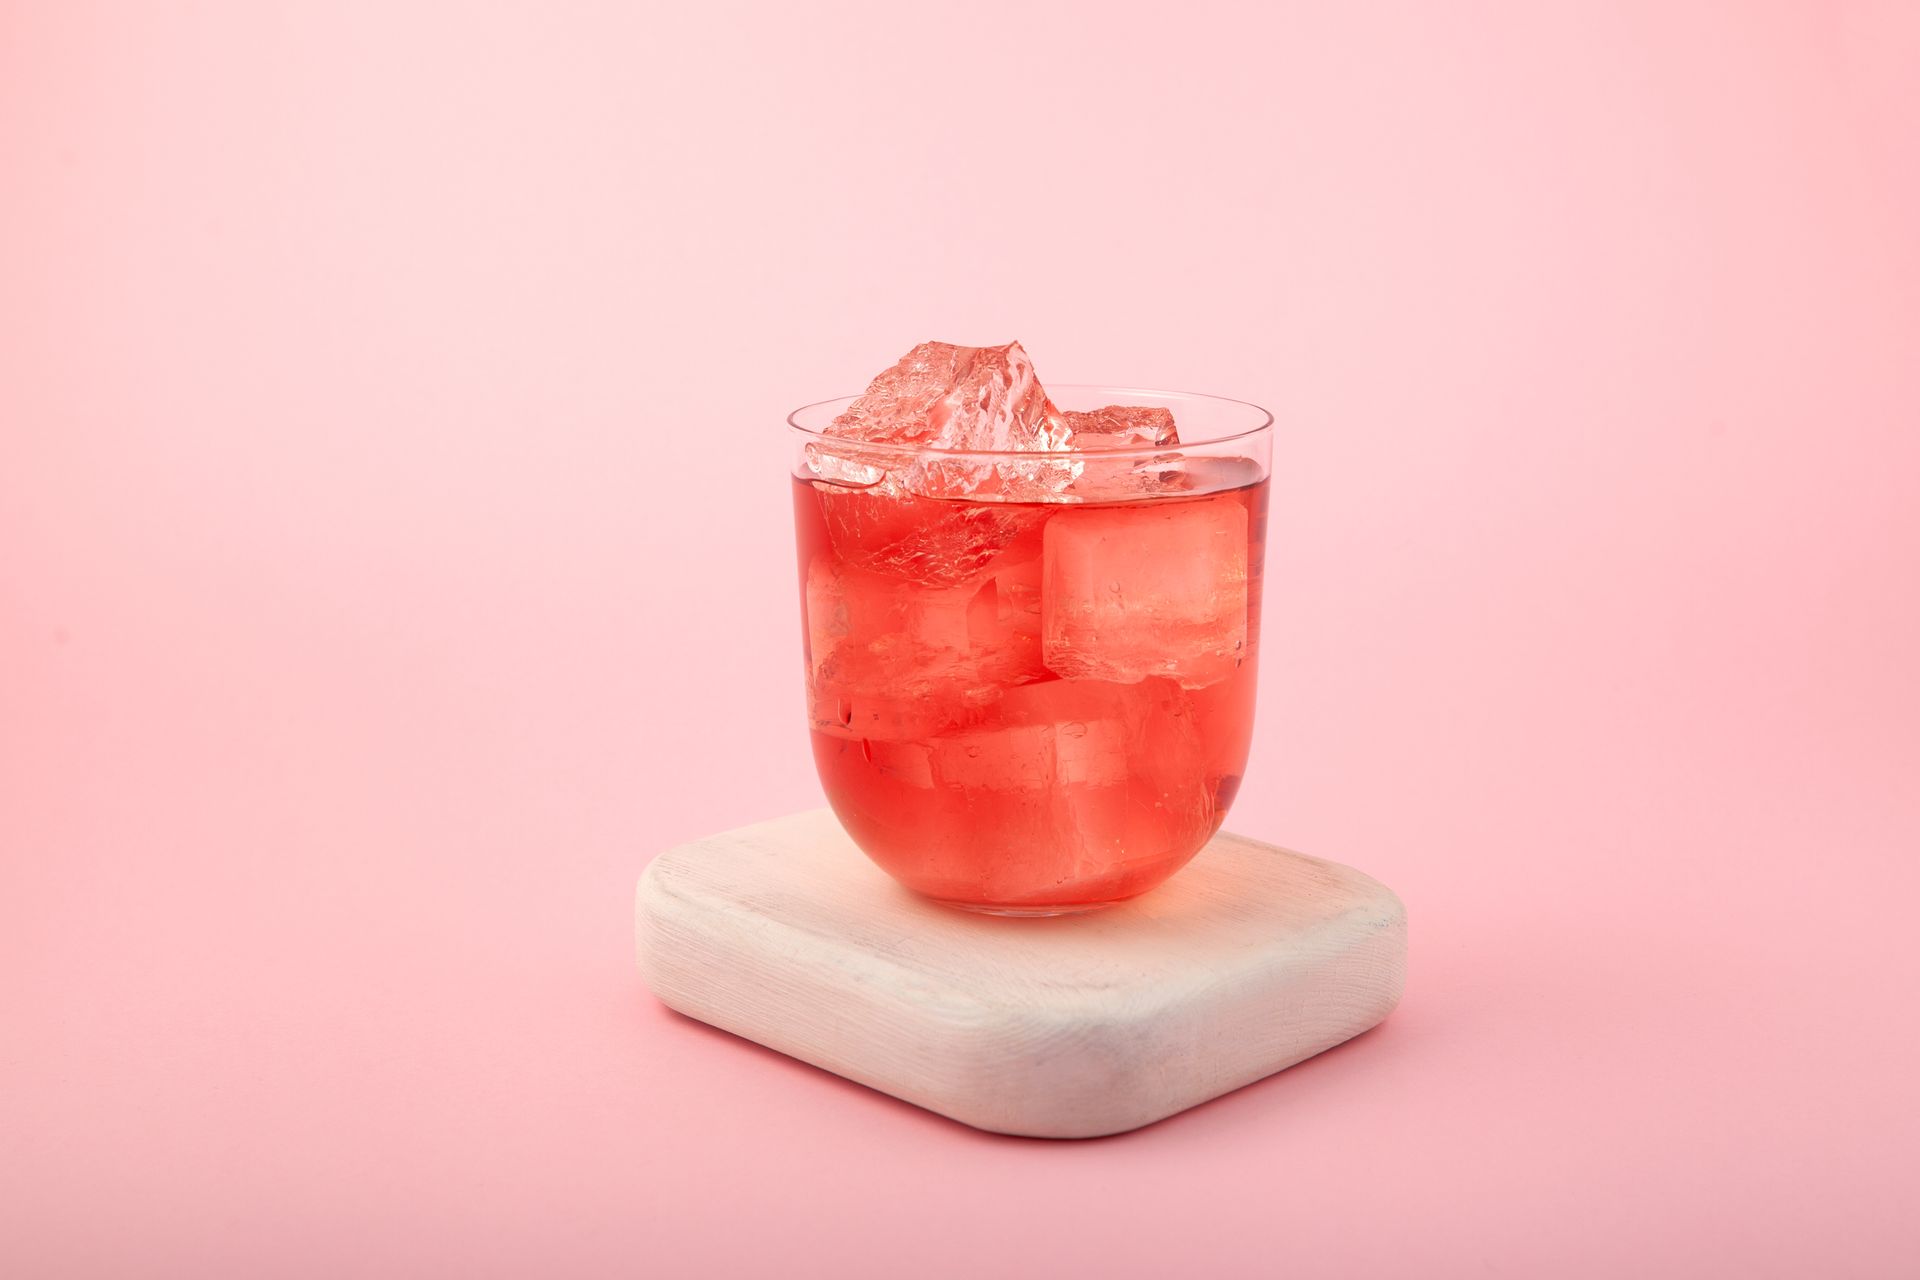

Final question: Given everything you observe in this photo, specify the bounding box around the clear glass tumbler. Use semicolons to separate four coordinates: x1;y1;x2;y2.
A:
790;387;1273;914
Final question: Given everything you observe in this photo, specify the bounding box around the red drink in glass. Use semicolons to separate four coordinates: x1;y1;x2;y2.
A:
791;386;1272;914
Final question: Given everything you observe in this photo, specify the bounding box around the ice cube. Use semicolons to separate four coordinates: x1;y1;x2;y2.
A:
803;439;891;489
1063;405;1179;449
830;340;1072;453
1041;495;1250;688
987;548;1044;639
1154;454;1265;495
1064;452;1268;504
928;679;1135;791
924;678;1217;902
804;552;1048;740
1057;453;1181;504
1038;406;1182;502
820;341;1079;499
808;481;1043;587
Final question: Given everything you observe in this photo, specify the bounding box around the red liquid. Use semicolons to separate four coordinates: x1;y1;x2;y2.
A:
794;472;1267;912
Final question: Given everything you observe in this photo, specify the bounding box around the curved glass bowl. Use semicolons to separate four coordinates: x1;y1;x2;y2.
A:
790;388;1273;915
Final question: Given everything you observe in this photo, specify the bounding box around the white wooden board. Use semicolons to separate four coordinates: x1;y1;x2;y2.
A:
636;809;1406;1139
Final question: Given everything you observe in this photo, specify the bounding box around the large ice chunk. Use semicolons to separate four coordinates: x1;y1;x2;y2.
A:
1041;495;1250;688
829;340;1071;453
811;341;1078;499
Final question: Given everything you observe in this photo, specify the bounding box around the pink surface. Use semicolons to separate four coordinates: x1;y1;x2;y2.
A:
3;3;1917;1276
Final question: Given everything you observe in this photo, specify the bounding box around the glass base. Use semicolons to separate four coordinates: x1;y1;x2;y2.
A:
931;898;1119;918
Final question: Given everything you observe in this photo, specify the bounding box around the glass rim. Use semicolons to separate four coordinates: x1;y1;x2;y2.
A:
786;384;1275;459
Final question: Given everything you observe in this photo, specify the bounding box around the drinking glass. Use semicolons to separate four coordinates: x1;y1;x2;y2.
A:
790;387;1273;914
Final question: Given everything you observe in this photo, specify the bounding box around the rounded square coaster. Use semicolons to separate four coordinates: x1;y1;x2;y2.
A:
636;809;1406;1138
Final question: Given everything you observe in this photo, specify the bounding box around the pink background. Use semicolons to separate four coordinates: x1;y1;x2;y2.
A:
4;2;1918;1275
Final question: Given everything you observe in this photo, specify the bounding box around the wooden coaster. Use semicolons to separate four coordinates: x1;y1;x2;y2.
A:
636;809;1406;1139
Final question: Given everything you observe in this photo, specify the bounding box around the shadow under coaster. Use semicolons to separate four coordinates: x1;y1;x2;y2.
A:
636;809;1406;1139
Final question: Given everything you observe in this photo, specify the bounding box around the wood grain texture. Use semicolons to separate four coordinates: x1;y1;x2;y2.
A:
636;809;1406;1139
